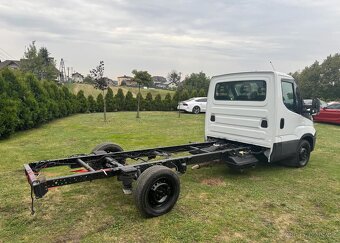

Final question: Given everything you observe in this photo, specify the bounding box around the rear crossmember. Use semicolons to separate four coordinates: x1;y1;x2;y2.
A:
24;140;259;217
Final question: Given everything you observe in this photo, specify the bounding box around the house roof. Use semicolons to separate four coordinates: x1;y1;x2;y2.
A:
152;76;167;83
0;60;21;69
118;75;132;78
72;72;84;78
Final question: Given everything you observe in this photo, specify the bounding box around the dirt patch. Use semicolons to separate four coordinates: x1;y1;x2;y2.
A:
201;177;226;186
249;175;262;181
274;214;295;240
215;231;246;242
54;232;84;243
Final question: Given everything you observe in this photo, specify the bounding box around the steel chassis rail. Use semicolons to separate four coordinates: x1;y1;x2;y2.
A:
24;141;254;201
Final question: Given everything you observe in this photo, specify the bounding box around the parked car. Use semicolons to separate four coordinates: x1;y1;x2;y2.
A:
177;97;207;114
313;102;340;124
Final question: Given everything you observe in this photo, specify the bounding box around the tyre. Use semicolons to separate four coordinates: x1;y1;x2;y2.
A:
92;142;124;153
133;165;180;217
283;140;311;167
91;142;125;165
192;106;200;114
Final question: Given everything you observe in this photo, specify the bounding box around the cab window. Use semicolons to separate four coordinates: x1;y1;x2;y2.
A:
214;80;266;101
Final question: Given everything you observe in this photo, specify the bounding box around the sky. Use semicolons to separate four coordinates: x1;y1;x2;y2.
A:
0;0;339;80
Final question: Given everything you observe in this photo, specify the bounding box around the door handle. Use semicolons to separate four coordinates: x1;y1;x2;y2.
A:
280;118;285;129
261;119;268;128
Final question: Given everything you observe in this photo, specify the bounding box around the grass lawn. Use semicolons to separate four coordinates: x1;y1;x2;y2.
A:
66;83;175;98
0;112;339;242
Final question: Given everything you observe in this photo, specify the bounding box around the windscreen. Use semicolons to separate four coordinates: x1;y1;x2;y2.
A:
214;80;266;101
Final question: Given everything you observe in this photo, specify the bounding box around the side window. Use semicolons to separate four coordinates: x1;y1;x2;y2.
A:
196;99;205;102
295;85;303;114
327;104;340;109
281;81;298;113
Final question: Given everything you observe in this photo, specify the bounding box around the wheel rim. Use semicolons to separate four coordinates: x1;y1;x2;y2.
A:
193;107;200;114
148;177;173;208
298;145;309;165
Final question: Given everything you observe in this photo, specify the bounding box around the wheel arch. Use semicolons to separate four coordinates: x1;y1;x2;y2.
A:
300;133;316;151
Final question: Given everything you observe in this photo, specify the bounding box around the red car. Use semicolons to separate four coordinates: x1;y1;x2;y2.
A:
313;102;340;125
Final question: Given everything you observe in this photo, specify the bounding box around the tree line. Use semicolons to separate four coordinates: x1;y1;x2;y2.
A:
291;53;340;101
79;87;206;113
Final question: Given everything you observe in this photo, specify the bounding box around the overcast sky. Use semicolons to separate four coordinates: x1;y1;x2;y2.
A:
0;0;339;79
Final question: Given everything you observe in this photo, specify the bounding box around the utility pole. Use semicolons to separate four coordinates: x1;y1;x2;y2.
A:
58;58;67;83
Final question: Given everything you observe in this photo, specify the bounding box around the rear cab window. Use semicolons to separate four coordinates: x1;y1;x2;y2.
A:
214;80;267;101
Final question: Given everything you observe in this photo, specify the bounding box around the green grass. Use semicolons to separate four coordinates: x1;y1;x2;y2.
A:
66;83;175;98
0;112;339;242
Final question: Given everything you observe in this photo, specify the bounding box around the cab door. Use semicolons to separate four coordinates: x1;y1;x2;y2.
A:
276;79;305;158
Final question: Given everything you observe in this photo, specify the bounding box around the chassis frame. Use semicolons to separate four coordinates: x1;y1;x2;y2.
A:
24;140;259;215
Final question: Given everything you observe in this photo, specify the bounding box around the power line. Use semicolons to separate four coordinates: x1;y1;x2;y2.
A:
0;53;7;60
0;47;15;59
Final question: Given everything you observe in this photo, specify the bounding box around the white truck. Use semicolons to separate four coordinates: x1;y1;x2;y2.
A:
24;71;319;217
205;71;317;167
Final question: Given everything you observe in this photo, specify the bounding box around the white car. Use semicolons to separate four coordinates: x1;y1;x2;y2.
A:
177;97;207;114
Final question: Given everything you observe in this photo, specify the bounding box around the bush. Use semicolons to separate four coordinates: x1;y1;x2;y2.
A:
145;92;153;111
76;90;88;113
105;88;115;112
96;93;104;112
115;89;125;111
88;95;97;112
125;91;135;111
153;94;162;111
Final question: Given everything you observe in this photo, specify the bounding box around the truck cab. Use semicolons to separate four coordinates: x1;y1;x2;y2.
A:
205;71;316;167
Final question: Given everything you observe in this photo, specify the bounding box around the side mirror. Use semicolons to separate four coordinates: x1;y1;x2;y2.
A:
310;98;320;115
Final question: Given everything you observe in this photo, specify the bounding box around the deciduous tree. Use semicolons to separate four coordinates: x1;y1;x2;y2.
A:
90;61;107;121
132;70;153;118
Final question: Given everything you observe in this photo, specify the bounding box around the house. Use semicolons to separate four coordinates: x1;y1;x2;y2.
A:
117;75;132;86
71;72;84;83
124;79;138;87
154;80;178;89
103;77;118;86
165;81;178;89
0;60;21;70
152;76;167;83
154;82;168;89
152;76;168;89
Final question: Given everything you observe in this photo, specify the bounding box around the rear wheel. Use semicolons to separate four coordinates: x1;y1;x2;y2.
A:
92;142;123;154
133;165;180;217
91;142;125;165
192;106;200;114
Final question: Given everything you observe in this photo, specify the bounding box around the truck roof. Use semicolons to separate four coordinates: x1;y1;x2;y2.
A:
212;71;293;79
